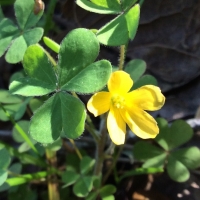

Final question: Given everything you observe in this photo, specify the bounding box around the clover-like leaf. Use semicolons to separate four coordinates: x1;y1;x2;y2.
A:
12;120;30;143
167;155;190;182
133;141;165;161
125;59;146;82
30;92;86;144
0;170;7;186
99;185;116;198
14;0;43;29
9;45;57;96
80;156;95;174
96;4;140;46
156;119;193;151
0;90;22;104
131;75;158;90
0;91;29;121
76;0;121;14
172;147;200;170
0;0;44;63
58;28;100;86
0;18;18;57
62;170;80;187
91;0;121;10
61;60;112;93
73;176;93;197
142;153;166;168
0;146;11;170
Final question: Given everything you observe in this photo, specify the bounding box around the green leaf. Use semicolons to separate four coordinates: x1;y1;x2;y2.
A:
172;147;200;169
23;44;57;85
132;75;158;90
6;171;48;186
58;28;99;87
0;90;22;104
46;138;62;151
5;36;27;63
119;167;164;181
9;77;56;96
29;98;44;113
0;36;13;57
30;92;86;143
0;18;18;57
62;170;80;187
23;27;44;46
0;18;18;37
124;4;140;40
96;13;129;46
12;120;30;143
0;169;7;186
14;0;43;29
9;71;25;84
8;185;38;200
102;195;115;200
100;185;116;198
61;60;112;93
85;191;98;200
133;141;165;160
43;36;60;53
92;175;102;188
0;147;11;169
167;155;190;182
0;102;25;121
76;0;121;14
90;0;121;10
9;163;22;177
156;120;193;151
96;4;140;46
73;176;93;197
80;156;95;174
142;153;166;168
125;59;146;82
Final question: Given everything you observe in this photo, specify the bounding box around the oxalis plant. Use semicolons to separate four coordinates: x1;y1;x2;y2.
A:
0;0;200;199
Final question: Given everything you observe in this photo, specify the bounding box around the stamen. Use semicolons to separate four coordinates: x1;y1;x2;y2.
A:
111;94;125;109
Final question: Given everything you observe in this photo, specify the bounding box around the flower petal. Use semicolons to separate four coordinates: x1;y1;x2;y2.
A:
108;71;133;94
87;92;111;117
127;85;165;111
120;107;159;139
107;106;126;145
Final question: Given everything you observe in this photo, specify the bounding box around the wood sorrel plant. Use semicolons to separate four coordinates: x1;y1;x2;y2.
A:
0;0;200;199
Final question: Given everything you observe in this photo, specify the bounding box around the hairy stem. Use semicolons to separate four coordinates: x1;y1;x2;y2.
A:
118;45;126;70
46;149;60;200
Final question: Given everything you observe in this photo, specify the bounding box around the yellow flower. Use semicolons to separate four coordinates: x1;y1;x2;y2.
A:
87;71;165;145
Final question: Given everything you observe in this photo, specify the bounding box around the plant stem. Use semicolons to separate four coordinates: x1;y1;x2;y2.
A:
118;45;126;70
0;103;39;155
45;149;60;200
94;117;107;176
69;139;82;160
103;144;124;184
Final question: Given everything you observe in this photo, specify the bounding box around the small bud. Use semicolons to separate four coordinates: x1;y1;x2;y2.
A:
34;0;44;15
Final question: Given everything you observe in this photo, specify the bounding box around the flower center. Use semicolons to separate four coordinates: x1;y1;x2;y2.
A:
111;94;125;109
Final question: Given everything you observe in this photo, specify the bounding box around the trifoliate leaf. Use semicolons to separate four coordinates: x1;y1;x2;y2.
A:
30;92;86;144
58;28;99;87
